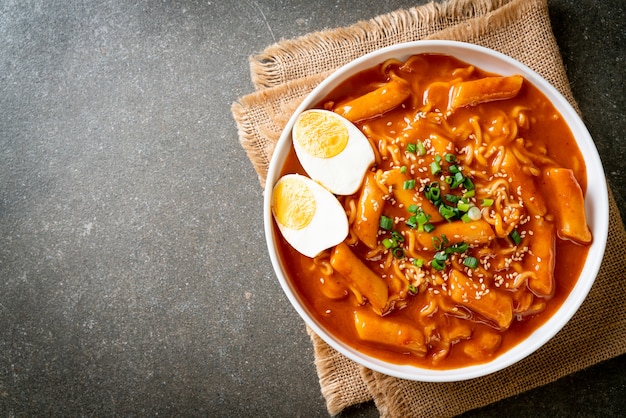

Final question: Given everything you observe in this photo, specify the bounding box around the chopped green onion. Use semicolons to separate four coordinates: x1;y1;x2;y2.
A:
461;213;472;223
510;229;522;245
464;177;475;191
432;236;444;251
403;179;416;190
392;247;405;259
445;153;456;163
406;143;417;153
391;230;404;243
450;171;465;189
408;209;432;231
400;165;407;174
449;164;460;174
413;258;425;268
435;154;442;163
408;204;420;213
431;258;446;271
415;211;430;225
439;204;457;221
481;198;494;207
446;242;469;254
416;141;426;156
463;189;475;198
382;238;395;249
463;256;479;269
423;223;436;233
432;234;449;251
434;251;448;262
425;183;441;203
408;284;418;294
445;194;460;204
379;215;393;230
430;160;442;175
457;201;471;212
467;206;482;221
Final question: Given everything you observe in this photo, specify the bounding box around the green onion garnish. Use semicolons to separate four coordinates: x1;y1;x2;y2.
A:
403;179;416;190
510;229;522;245
416;141;426;156
390;230;404;243
481;198;494;207
463;256;479;269
445;194;460;204
431;258;446;271
425;183;441;203
392;247;405;259
432;236;443;251
415;211;429;225
457;201;471;213
450;171;465;189
400;165;407;174
379;215;393;231
439;204;457;221
445;153;456;163
446;242;469;254
430;160;441;176
423;223;436;233
434;251;448;262
467;206;482;221
407;143;417;153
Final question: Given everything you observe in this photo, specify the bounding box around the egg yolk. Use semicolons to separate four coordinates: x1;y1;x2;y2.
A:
272;177;316;230
294;111;349;158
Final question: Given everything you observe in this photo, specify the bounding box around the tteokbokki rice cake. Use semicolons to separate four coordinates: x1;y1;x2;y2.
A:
265;41;608;381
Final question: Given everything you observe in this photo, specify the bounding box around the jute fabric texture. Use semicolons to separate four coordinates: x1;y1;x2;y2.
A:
231;0;626;416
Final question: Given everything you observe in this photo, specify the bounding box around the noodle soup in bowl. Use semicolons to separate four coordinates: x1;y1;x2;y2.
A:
264;41;609;381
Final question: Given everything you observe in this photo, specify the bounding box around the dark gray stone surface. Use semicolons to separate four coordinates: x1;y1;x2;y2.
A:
0;0;624;416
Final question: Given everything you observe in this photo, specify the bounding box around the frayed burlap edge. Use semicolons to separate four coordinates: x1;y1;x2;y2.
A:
249;0;515;89
306;327;373;415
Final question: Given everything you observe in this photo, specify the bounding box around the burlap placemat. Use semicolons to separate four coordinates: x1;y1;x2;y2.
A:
231;0;626;416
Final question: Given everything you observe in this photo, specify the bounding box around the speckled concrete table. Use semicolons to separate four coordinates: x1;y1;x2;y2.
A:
1;1;624;416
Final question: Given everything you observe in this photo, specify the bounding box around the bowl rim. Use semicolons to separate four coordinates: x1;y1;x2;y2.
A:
263;40;609;381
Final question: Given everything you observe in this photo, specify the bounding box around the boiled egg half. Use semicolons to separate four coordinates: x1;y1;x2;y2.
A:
271;174;348;258
292;109;375;195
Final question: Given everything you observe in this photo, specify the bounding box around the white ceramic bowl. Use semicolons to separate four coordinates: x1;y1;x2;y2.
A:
263;40;609;381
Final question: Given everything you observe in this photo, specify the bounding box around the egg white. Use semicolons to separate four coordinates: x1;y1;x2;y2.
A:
292;109;375;195
272;174;348;258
